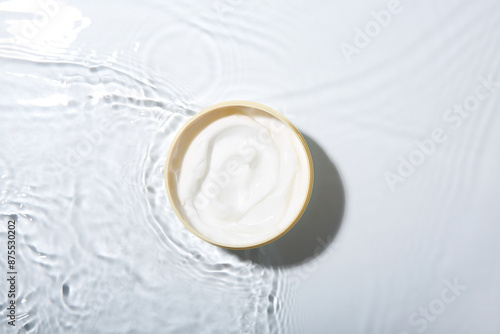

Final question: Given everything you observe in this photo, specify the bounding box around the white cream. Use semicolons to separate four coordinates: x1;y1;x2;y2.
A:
173;110;311;247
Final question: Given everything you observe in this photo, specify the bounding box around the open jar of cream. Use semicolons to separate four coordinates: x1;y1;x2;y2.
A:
165;101;313;249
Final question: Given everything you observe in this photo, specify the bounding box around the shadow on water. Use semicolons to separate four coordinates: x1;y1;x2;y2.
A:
226;133;345;268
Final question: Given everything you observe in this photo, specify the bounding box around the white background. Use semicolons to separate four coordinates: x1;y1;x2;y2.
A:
1;0;500;333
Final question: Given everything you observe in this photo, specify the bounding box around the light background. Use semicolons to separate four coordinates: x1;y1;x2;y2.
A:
1;0;500;333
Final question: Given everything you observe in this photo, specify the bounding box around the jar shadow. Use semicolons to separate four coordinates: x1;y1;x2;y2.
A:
226;133;345;268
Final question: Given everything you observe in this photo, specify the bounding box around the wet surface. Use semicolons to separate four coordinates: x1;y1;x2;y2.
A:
1;0;500;333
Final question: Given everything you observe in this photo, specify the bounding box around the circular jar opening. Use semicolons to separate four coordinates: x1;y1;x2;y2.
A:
165;101;313;249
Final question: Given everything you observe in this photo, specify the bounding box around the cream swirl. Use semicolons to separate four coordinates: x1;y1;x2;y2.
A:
172;109;311;247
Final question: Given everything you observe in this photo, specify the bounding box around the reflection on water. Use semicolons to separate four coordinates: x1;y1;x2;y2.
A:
2;0;500;333
0;57;283;332
0;2;285;331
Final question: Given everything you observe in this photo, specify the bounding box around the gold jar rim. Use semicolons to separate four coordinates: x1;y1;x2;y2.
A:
164;101;314;249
